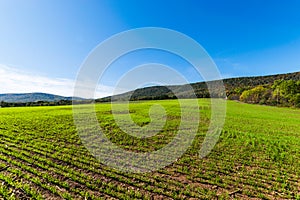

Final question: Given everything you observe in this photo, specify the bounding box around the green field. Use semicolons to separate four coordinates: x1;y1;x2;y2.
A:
0;100;299;199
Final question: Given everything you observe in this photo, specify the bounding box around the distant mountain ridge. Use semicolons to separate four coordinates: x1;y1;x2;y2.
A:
0;92;83;103
97;71;300;102
1;71;299;103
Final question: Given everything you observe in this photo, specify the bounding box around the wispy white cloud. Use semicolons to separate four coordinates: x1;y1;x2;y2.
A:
0;64;116;98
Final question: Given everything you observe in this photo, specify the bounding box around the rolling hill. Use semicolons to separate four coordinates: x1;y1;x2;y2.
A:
97;71;300;102
0;92;83;103
1;71;299;104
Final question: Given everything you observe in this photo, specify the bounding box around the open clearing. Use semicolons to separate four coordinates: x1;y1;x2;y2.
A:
0;99;299;199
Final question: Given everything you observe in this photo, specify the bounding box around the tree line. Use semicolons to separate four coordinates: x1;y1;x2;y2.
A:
0;100;73;108
2;72;299;108
237;80;300;107
0;99;97;108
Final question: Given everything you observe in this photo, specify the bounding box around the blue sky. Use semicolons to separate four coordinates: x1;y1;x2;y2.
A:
0;0;300;97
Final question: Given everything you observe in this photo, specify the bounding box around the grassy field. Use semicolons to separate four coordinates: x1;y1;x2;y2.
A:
0;99;299;199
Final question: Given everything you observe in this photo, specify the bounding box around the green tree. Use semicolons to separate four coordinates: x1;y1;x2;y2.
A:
240;86;268;104
272;80;300;106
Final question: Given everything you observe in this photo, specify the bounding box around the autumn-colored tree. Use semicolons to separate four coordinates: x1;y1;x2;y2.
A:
240;86;268;104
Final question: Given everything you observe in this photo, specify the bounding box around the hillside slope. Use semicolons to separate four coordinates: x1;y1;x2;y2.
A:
97;71;300;102
0;92;82;103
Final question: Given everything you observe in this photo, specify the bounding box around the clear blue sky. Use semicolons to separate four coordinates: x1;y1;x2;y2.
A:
0;0;300;96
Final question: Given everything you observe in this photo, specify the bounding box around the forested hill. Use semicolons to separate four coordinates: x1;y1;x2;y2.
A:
0;92;82;103
223;71;300;99
97;71;300;104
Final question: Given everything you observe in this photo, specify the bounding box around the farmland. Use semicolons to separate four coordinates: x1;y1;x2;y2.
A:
0;99;299;199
